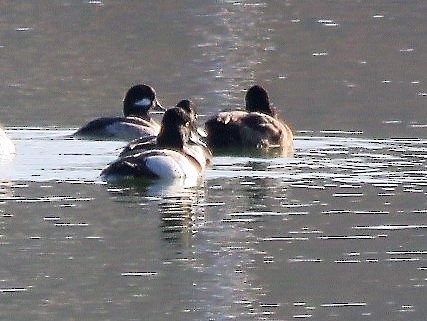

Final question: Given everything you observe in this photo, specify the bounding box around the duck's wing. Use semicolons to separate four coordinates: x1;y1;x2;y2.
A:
119;135;158;157
124;116;157;127
183;142;212;169
101;152;158;178
122;117;161;135
74;117;123;136
74;116;159;140
205;111;249;148
241;113;294;153
241;113;282;137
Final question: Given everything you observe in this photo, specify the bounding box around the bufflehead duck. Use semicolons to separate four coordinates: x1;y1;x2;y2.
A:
119;99;212;167
205;85;294;156
101;107;210;180
74;84;164;140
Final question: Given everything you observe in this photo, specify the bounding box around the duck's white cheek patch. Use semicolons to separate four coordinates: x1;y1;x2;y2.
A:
134;98;151;108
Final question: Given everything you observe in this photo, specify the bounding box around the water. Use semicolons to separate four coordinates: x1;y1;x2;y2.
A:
1;129;426;320
1;1;426;320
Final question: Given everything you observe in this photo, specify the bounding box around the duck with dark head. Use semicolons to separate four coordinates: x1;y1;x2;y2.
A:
119;99;212;167
101;105;211;180
74;84;165;140
205;85;293;156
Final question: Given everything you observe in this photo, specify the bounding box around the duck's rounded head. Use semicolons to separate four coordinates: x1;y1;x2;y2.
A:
123;84;164;118
176;99;198;122
245;85;274;117
157;107;192;149
176;98;209;140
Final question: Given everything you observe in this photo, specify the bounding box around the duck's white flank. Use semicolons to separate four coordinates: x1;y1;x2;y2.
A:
105;121;158;139
145;151;200;179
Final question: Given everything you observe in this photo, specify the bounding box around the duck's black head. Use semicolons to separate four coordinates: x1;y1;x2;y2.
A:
245;85;275;117
176;99;198;122
157;107;192;149
123;84;165;118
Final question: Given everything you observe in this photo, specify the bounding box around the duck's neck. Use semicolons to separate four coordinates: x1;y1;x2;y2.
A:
131;113;151;121
246;100;275;117
157;126;185;149
124;105;151;121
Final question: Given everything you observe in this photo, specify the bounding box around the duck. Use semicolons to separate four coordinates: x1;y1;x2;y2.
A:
119;99;212;167
101;106;210;180
0;127;15;158
74;84;164;140
204;85;294;156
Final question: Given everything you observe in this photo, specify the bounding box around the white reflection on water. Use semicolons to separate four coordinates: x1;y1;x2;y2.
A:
188;0;277;109
211;134;427;187
2;128;426;188
0;128;123;182
0;128;15;159
0;128;426;320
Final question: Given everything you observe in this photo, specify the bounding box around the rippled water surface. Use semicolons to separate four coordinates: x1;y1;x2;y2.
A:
1;129;426;320
1;0;426;320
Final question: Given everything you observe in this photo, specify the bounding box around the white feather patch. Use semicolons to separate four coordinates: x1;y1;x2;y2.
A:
134;98;151;108
145;151;200;179
105;122;157;139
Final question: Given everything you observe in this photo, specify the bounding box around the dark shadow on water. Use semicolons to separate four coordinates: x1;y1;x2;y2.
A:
210;146;292;158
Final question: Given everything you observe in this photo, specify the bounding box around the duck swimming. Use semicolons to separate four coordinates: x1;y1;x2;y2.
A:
119;99;212;167
74;84;164;140
205;85;294;156
101;106;210;180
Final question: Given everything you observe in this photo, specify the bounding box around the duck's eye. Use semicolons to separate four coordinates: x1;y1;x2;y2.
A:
185;121;190;127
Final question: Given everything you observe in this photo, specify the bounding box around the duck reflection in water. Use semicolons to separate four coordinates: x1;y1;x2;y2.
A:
105;179;206;242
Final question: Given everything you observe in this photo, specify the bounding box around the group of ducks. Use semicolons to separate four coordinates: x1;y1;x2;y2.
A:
0;84;294;181
75;83;294;181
